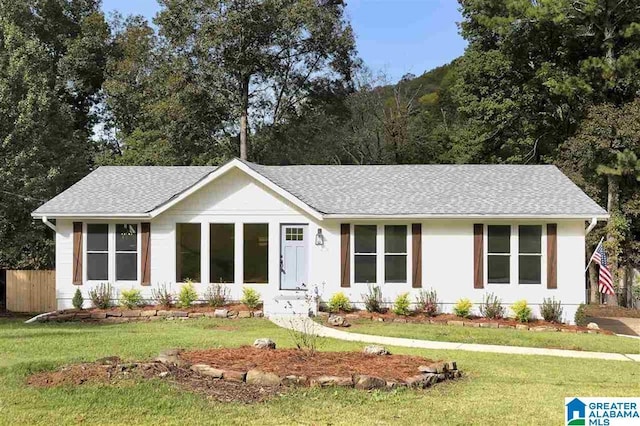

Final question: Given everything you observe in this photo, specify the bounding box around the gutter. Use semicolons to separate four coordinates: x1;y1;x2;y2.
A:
585;217;598;235
41;216;56;232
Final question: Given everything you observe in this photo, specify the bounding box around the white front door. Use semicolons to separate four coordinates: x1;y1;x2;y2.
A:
280;225;308;290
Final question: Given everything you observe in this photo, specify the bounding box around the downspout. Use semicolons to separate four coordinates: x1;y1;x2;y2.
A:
41;216;56;232
585;217;598;235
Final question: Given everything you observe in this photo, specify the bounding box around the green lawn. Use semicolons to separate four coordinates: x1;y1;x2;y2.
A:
345;319;640;354
0;318;637;425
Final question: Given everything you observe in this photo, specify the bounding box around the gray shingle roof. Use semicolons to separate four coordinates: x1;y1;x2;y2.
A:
33;166;215;215
33;161;607;217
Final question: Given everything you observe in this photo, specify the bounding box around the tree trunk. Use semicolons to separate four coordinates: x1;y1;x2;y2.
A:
588;262;599;304
239;75;250;161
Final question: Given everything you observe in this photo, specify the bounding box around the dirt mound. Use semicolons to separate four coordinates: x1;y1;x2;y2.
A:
182;347;439;382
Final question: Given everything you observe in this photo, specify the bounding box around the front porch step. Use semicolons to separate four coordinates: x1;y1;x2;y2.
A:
263;293;318;317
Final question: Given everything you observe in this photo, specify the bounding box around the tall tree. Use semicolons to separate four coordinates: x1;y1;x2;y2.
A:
0;0;109;268
156;0;357;160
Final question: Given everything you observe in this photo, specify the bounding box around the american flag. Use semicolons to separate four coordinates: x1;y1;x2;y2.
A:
591;242;615;296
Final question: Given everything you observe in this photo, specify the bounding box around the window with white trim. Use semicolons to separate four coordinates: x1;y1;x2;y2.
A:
487;225;510;284
518;225;542;284
87;224;109;281
116;224;138;281
354;225;377;283
384;225;407;283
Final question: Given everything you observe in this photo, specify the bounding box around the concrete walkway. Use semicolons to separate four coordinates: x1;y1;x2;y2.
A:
270;316;640;362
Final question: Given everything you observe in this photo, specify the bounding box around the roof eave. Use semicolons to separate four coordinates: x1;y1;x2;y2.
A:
323;213;610;220
31;212;152;220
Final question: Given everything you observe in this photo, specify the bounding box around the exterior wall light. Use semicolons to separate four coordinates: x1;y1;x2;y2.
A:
315;228;324;246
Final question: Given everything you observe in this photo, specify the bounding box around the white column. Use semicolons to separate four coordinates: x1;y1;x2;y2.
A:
235;221;243;285
201;221;209;286
376;224;384;285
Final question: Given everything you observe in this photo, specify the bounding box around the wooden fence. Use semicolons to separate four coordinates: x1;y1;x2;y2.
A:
6;270;55;313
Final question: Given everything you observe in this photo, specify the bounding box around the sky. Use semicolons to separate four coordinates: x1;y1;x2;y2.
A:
101;0;467;83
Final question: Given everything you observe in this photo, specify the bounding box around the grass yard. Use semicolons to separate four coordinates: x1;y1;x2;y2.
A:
0;317;638;425
346;319;640;354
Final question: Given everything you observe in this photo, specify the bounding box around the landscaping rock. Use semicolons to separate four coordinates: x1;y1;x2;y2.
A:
155;348;185;366
227;310;239;318
515;324;529;330
393;318;408;323
253;310;264;318
354;375;386;390
172;311;188;317
464;321;480;327
587;322;600;330
105;311;122;317
75;312;91;319
253;338;276;350
281;375;308;386
310;375;353;388
141;310;157;317
213;309;228;318
158;371;169;378
188;312;204;318
363;345;390;356
122;310;141;317
222;370;246;382
238;311;252;318
246;369;282;386
479;322;498;328
96;356;120;365
328;315;346;327
190;364;224;378
447;320;464;326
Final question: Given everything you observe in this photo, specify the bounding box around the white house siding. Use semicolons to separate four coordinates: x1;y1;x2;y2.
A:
54;168;587;323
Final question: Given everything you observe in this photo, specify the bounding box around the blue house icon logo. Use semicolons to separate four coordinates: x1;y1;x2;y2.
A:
566;398;587;425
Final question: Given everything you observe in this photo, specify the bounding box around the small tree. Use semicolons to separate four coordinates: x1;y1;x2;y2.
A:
72;288;84;310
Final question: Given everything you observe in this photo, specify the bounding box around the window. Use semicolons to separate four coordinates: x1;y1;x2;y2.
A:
116;224;137;281
210;224;234;283
87;224;108;280
176;223;201;282
519;225;542;284
487;225;510;284
285;227;303;241
244;224;268;283
354;225;377;283
384;225;407;283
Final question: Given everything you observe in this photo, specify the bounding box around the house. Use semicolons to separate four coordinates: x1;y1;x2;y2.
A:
32;159;608;322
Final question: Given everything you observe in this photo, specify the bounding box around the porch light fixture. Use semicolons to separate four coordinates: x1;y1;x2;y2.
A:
315;229;324;246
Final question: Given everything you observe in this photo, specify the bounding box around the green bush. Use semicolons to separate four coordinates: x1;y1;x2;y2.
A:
479;293;504;319
416;289;439;317
540;297;563;323
151;283;174;308
241;287;261;310
88;283;113;309
72;288;84;310
205;283;229;308
511;300;532;323
327;292;352;313
574;303;588;326
453;298;473;318
361;284;383;313
178;280;198;308
393;293;411;316
119;288;144;309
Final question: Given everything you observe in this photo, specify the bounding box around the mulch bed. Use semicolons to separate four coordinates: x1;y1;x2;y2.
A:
332;310;613;334
583;305;640;319
181;347;439;382
27;360;284;404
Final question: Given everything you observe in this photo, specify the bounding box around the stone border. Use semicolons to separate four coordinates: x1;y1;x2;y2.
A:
34;308;263;323
324;312;605;334
157;348;462;391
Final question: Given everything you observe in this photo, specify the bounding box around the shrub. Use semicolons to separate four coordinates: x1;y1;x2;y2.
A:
453;298;473;318
205;283;229;308
178;280;198;308
574;303;588;327
119;288;144;309
241;287;261;310
327;292;351;313
479;293;505;319
511;300;532;323
416;289;439;317
361;284;383;313
540;297;563;323
393;293;411;316
151;283;174;308
72;288;84;310
88;283;113;309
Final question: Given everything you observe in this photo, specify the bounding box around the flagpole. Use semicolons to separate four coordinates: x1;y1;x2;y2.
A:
584;236;605;273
